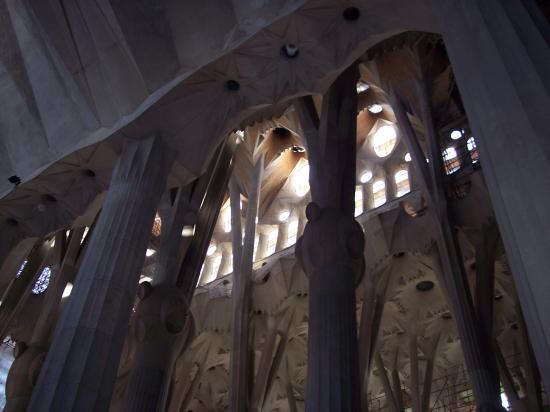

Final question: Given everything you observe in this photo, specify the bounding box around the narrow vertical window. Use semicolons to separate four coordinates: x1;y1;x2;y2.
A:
443;146;460;174
287;219;299;247
355;187;363;217
372;180;386;207
395;169;410;197
266;228;279;256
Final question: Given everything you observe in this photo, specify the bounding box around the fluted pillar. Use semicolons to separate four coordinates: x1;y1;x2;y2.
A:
123;283;187;412
390;81;503;410
28;136;173;412
295;63;363;411
123;188;191;412
432;0;550;393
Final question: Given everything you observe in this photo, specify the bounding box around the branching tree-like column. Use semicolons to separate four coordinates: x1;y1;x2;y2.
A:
124;140;233;412
28;136;173;412
0;240;50;340
4;227;84;412
295;64;364;411
122;188;191;412
228;155;264;412
432;0;550;393
390;90;503;411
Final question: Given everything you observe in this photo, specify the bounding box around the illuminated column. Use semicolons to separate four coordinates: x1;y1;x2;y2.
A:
29;136;173;411
295;64;363;411
228;156;263;412
433;0;550;393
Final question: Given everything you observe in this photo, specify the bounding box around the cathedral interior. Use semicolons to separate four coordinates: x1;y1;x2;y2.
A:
0;1;549;411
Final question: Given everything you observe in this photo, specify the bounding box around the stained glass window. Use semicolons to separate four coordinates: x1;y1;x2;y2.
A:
31;267;51;294
15;260;27;278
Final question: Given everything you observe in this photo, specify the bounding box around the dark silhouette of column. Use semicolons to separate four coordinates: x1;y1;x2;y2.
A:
28;136;173;412
432;0;550;393
295;64;364;411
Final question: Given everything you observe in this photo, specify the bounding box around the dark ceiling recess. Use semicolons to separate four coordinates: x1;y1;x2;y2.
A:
281;43;299;59
273;127;291;138
8;175;21;185
343;7;360;21
83;169;96;177
225;80;240;91
41;194;57;203
416;280;434;292
6;217;18;226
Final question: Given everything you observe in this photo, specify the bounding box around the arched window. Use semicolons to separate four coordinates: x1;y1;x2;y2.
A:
32;267;52;294
442;146;460;174
266;228;279;256
151;213;162;236
395;169;410;197
372;125;397;157
372;180;386;207
80;226;89;245
355;187;363;217
467;137;479;162
292;163;310;197
286;218;299;247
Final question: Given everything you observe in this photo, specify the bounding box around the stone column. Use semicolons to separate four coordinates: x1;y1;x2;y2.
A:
390;82;504;410
0;218;24;275
123;187;190;412
228;156;263;412
295;64;364;411
28;136;173;412
0;240;49;340
124;140;234;412
432;0;550;393
4;228;84;412
362;182;374;211
383;165;396;201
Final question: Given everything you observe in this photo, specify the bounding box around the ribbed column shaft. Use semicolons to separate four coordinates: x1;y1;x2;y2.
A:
432;0;550;395
123;284;186;412
294;63;361;411
28;136;172;412
123;188;191;412
307;263;359;410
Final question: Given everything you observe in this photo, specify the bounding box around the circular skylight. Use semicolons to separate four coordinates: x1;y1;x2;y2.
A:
368;104;383;114
359;170;373;183
372;125;397;157
450;130;463;140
